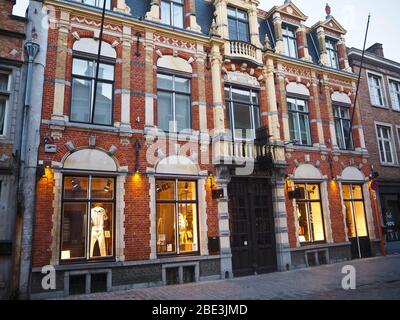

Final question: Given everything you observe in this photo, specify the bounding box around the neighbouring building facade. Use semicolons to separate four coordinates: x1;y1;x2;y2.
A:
348;44;400;255
0;0;26;299
28;0;382;299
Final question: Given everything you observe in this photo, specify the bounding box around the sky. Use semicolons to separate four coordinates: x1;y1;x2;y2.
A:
12;0;400;61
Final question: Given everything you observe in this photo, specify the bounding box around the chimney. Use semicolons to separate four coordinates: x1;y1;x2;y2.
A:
366;43;384;58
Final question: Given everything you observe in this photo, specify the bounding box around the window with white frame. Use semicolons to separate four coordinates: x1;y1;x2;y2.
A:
0;72;10;136
389;79;400;111
70;57;115;126
333;105;354;150
326;39;339;70
288;97;312;146
157;73;191;133
282;25;298;58
225;86;260;140
227;7;250;42
161;0;184;28
368;73;385;107
376;125;396;165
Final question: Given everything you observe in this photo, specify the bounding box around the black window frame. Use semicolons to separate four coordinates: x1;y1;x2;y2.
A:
342;184;369;239
70;54;115;126
224;85;261;141
156;70;192;133
60;174;116;264
295;183;327;245
160;0;185;29
227;6;250;43
155;178;200;257
282;24;298;58
287;97;312;146
326;38;339;70
333;104;354;151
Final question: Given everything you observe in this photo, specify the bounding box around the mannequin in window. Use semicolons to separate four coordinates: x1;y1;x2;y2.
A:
178;212;188;245
90;205;108;257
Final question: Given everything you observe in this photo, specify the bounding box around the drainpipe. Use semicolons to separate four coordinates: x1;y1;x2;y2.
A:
17;0;48;299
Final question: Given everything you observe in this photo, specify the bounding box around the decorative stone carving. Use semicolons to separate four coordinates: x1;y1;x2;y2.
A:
224;71;260;88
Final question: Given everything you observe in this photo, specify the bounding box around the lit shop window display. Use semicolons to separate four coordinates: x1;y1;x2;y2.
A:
61;176;115;261
156;180;199;255
295;183;326;244
343;184;368;238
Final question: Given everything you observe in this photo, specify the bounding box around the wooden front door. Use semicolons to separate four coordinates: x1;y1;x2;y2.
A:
228;178;277;277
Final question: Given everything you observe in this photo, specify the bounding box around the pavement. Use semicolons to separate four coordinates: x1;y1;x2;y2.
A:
62;254;400;300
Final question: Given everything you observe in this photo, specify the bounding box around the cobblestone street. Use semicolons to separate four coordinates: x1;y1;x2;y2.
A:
62;255;400;300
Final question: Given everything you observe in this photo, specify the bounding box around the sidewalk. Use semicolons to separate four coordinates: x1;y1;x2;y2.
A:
62;255;400;300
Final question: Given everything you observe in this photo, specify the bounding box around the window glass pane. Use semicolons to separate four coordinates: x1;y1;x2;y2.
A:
287;98;296;111
157;91;173;132
157;74;173;90
288;38;297;58
307;184;320;201
175;94;191;132
309;202;325;241
251;91;259;104
288;111;298;142
296;99;307;112
178;203;198;253
93;82;113;125
345;201;356;238
351;185;363;200
0;98;5;135
233;103;252;139
61;203;87;260
231;88;250;103
157;203;176;253
64;177;89;199
90;203;113;258
237;10;247;20
335;119;345;149
0;74;8;91
384;141;393;163
178;181;196;201
238;21;249;42
99;63;114;81
296;202;309;243
228;18;238;40
161;1;171;25
227;7;237;18
342;185;351;200
354;201;368;237
253;107;260;129
298;113;310;145
156;180;176;200
175;77;190;93
70;78;91;123
73;59;93;77
91;177;114;199
172;4;183;28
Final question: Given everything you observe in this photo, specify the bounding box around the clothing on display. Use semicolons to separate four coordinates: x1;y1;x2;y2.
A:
90;205;108;257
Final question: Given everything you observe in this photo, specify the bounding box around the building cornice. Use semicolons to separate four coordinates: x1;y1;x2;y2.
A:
347;48;400;72
45;0;210;45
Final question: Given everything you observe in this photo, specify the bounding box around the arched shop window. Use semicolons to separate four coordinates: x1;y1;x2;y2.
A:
60;149;118;262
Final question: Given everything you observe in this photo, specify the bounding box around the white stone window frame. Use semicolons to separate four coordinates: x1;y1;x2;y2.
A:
375;121;399;167
0;71;11;137
387;76;400;112
366;70;389;109
50;148;127;266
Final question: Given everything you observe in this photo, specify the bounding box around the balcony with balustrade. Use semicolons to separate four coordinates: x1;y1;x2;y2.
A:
224;41;263;66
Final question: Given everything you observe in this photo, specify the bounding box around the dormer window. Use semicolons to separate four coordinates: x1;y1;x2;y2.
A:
82;0;111;10
227;7;250;42
326;39;339;69
282;25;298;58
161;0;184;28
